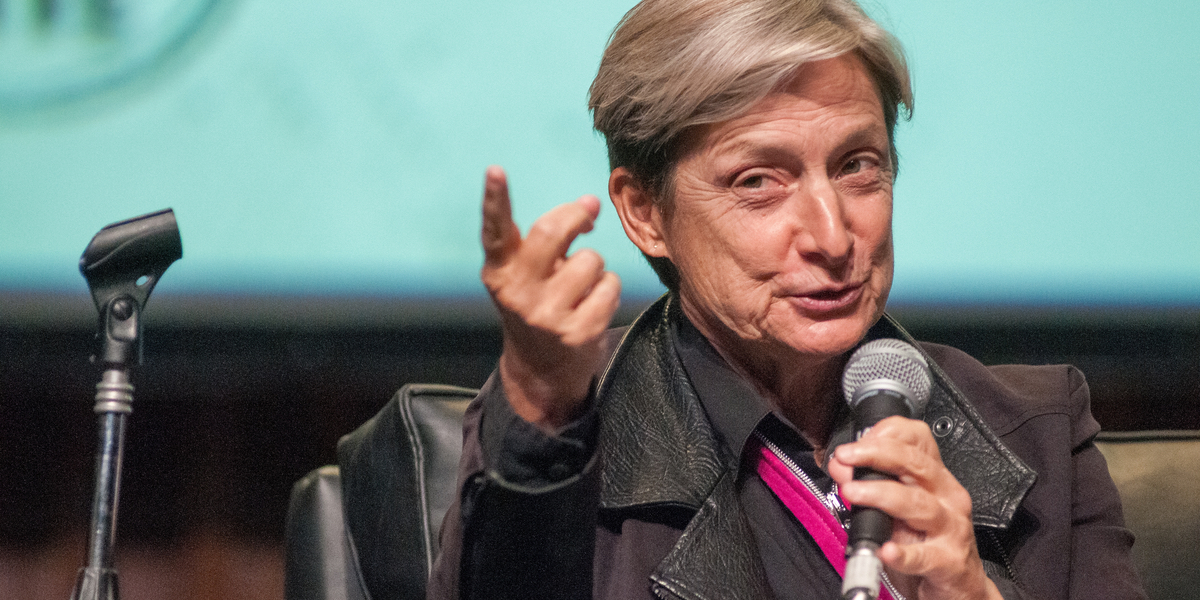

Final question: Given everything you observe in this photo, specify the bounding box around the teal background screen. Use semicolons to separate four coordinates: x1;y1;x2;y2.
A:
2;0;1197;309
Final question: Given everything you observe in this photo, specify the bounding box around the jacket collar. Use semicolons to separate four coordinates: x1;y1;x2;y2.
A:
869;313;1038;529
595;294;726;511
595;295;1036;599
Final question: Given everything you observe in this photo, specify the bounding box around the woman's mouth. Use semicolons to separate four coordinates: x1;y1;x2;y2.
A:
790;284;863;313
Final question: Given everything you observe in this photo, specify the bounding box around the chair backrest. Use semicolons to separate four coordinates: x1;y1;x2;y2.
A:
285;384;476;600
1095;430;1200;600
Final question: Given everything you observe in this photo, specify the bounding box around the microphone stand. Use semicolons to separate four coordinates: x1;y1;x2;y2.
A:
70;209;182;600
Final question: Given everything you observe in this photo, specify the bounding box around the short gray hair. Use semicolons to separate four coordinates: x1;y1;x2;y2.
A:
588;0;912;291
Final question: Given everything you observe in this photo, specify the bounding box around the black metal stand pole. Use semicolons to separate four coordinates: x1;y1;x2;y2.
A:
71;368;134;600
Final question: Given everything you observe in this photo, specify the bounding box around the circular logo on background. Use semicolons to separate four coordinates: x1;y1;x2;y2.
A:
0;0;224;115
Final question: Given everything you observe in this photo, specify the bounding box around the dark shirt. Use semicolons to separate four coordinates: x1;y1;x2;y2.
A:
483;313;859;599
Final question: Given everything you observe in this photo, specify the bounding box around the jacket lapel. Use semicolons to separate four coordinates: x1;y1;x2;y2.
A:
649;473;773;600
596;296;770;600
595;295;725;511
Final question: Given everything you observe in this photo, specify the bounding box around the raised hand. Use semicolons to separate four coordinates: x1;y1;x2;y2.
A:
480;166;622;430
829;416;1004;600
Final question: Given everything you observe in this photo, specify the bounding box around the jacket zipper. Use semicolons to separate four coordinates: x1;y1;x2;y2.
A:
755;431;907;600
754;432;848;520
985;529;1017;581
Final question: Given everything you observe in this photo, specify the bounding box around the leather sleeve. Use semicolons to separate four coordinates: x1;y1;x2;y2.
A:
426;373;601;600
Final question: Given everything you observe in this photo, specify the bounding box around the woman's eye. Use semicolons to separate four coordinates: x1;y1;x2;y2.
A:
741;175;764;188
735;174;774;189
838;154;887;179
841;158;865;175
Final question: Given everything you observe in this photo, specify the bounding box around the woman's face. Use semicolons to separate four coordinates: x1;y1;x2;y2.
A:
660;54;894;367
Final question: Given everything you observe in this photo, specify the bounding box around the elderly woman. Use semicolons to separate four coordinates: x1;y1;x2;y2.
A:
427;0;1144;598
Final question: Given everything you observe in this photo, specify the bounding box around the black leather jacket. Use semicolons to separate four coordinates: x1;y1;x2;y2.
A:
426;295;1142;600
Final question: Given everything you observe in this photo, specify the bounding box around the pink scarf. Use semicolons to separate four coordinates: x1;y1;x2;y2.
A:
753;439;896;600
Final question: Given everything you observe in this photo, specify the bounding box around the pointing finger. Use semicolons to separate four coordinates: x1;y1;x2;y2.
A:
482;166;521;267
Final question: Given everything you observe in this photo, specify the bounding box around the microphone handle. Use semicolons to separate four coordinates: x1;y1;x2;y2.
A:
841;390;914;600
848;389;913;547
848;468;894;546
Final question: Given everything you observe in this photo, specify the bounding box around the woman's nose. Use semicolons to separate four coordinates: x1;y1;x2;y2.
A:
792;179;853;266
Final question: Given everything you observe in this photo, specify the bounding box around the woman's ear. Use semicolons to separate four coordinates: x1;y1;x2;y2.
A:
609;167;669;258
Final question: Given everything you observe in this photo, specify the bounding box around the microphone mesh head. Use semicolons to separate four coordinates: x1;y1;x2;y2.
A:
842;338;932;414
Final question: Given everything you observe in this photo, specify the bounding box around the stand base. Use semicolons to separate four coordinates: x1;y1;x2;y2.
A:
70;566;119;600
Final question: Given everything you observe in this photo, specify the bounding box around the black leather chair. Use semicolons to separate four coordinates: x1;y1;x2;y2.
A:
285;384;476;600
284;385;1200;600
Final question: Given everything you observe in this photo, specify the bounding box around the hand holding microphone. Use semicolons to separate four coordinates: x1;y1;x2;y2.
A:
832;340;1004;600
839;339;932;600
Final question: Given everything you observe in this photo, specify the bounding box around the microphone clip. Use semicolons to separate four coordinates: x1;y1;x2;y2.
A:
79;208;182;368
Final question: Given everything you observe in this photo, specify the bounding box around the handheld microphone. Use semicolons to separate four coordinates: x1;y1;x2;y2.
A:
840;339;932;600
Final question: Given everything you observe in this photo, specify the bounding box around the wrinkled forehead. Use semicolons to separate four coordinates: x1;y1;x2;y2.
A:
674;54;887;163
